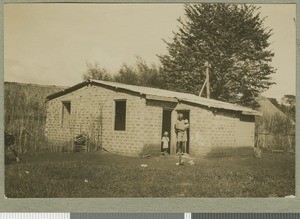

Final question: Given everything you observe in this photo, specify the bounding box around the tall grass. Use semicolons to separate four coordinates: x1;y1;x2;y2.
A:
255;113;295;151
4;82;66;153
256;113;294;135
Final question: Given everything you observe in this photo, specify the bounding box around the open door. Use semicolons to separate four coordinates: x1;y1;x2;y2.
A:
176;110;190;154
161;109;172;154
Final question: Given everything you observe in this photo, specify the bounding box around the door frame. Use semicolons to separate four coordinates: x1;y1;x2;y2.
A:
161;108;173;154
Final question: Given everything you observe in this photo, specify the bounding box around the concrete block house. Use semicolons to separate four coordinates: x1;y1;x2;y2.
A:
45;79;260;156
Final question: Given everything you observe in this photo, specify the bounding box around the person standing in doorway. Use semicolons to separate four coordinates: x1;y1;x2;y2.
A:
174;113;185;155
161;131;170;155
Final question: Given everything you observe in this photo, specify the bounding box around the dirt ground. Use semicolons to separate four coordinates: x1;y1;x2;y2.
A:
5;148;295;198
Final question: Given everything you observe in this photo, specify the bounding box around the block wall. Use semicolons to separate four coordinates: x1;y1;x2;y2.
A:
211;110;240;148
45;84;146;156
45;85;255;157
172;102;254;155
235;115;255;147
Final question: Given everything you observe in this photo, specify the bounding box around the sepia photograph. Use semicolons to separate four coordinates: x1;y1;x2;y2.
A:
4;3;295;198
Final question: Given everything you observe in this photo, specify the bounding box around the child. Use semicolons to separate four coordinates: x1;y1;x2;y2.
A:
184;119;189;129
161;131;170;155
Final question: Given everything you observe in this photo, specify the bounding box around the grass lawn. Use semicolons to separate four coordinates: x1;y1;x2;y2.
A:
5;148;295;198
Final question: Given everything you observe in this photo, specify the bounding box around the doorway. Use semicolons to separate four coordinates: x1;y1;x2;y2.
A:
176;110;190;154
161;109;172;154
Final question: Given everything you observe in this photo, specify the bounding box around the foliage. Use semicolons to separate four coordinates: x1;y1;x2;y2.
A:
5;149;294;198
267;95;295;121
281;95;295;120
83;57;161;87
282;95;295;107
114;57;163;88
74;134;87;145
255;96;295;151
134;57;163;88
82;62;113;81
114;64;139;85
4;82;66;153
85;57;163;88
256;113;294;135
159;4;276;108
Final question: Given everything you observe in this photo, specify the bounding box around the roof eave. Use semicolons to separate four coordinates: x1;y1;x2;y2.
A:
146;94;178;103
242;111;262;116
46;81;89;101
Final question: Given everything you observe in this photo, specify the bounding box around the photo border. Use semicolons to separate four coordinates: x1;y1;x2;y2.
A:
0;0;299;212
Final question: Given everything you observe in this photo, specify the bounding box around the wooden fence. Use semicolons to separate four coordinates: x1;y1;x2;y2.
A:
256;132;295;152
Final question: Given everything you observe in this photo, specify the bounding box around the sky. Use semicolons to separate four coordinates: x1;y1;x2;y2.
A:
4;3;296;100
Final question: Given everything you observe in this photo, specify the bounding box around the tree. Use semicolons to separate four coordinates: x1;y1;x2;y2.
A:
114;57;163;88
282;95;295;108
114;64;139;85
267;95;295;121
281;94;295;120
159;4;276;108
135;57;162;88
82;62;112;81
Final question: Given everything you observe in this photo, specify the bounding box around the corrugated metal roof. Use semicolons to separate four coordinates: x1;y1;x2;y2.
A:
90;79;260;116
46;79;260;116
